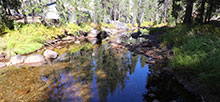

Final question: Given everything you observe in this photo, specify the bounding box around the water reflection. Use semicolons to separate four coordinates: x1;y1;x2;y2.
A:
42;44;149;102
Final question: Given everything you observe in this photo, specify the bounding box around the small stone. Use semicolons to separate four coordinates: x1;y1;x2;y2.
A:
152;99;160;102
62;36;75;41
24;54;46;64
10;55;26;65
75;40;80;44
0;62;6;68
43;50;58;59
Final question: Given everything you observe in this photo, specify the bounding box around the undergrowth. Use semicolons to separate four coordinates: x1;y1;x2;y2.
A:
157;24;220;94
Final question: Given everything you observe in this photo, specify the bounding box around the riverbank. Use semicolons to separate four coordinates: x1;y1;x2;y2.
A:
0;21;134;68
147;24;220;102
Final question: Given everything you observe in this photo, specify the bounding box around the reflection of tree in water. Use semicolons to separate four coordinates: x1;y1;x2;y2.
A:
143;71;202;102
43;44;140;102
44;50;95;102
93;44;139;102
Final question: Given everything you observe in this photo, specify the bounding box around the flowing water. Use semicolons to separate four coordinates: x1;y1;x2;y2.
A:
0;35;201;102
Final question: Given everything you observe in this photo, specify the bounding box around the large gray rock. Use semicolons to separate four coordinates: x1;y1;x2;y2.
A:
87;28;99;38
87;37;97;45
43;50;58;59
24;54;46;64
10;55;26;65
0;62;6;68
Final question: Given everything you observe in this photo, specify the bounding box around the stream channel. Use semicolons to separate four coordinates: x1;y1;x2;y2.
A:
0;32;201;102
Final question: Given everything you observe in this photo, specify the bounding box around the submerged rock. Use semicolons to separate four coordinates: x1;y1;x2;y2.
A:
0;62;6;68
43;50;58;59
53;53;69;62
10;55;26;65
24;54;46;64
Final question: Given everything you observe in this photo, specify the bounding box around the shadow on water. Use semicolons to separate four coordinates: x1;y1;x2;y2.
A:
41;44;150;102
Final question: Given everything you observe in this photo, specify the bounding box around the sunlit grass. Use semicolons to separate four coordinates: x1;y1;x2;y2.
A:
0;23;93;56
157;24;220;93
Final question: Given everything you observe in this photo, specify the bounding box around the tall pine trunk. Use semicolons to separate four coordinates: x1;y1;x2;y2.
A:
183;0;194;24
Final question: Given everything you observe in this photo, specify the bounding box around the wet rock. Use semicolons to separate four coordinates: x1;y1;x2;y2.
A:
10;55;26;65
24;54;46;64
152;99;160;102
43;50;58;59
131;31;141;39
96;31;109;44
97;31;108;39
0;62;6;68
53;53;69;62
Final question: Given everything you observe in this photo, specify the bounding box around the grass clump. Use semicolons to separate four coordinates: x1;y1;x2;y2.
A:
1;24;48;55
158;24;220;94
0;23;93;56
66;23;91;36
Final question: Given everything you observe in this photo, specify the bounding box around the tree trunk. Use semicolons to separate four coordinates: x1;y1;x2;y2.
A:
197;0;206;24
205;1;213;23
183;0;194;24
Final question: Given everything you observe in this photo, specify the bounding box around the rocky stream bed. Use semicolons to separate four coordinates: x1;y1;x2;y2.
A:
0;28;203;102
